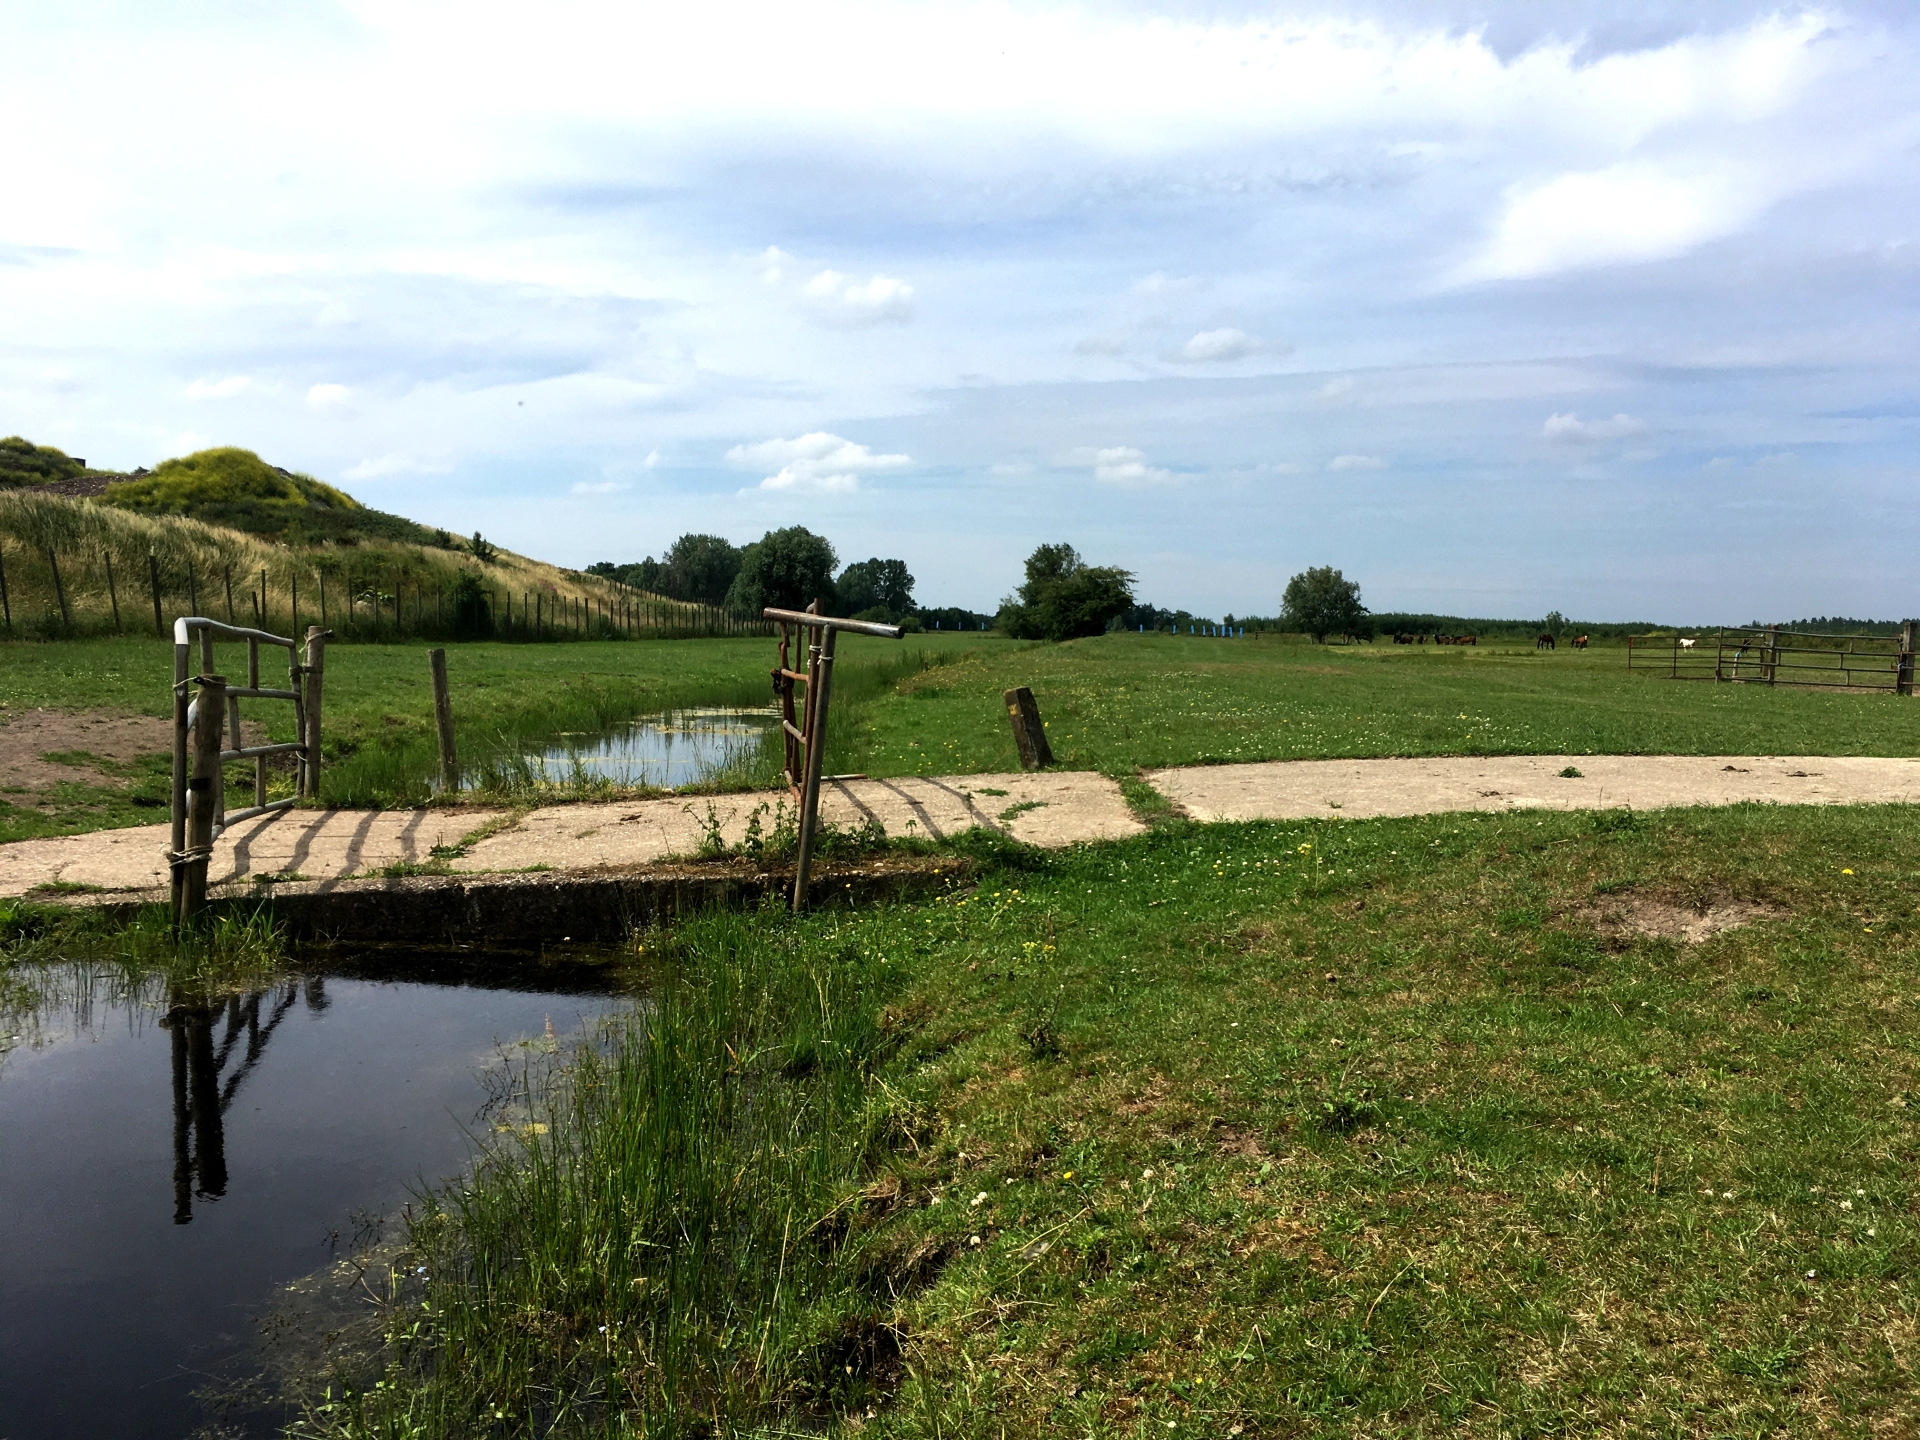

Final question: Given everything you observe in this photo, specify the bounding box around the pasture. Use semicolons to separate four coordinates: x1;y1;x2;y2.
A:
5;630;1920;844
206;799;1920;1436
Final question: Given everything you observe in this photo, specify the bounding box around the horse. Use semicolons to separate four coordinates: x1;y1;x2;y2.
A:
1536;633;1556;650
1572;635;1589;650
1679;638;1697;650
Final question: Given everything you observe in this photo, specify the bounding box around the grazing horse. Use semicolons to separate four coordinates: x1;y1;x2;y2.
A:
1572;635;1589;649
1536;633;1556;650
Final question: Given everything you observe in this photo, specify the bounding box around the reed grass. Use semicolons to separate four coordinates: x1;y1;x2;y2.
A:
297;908;906;1437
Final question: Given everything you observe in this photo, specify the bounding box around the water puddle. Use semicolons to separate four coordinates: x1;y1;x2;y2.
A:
522;705;777;788
0;960;627;1438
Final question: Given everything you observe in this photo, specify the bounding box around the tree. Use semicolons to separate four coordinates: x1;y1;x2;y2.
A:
724;526;838;615
998;542;1135;641
835;557;915;619
661;533;742;606
1281;566;1365;643
1543;609;1566;636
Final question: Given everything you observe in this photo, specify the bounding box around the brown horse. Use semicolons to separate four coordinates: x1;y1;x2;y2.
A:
1536;633;1556;650
1572;635;1589;649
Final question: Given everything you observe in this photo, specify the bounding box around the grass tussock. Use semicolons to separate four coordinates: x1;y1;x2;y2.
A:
297;910;910;1436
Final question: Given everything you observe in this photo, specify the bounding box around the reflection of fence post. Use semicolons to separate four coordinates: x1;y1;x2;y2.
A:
303;628;327;800
178;674;226;927
429;647;458;791
1899;620;1917;698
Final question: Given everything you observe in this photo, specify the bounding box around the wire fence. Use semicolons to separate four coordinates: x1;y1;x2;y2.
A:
0;518;769;644
1628;626;1918;695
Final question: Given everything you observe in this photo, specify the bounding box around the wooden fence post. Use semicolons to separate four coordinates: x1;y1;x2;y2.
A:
1003;686;1053;769
104;551;120;630
224;566;234;623
791;625;839;912
47;548;70;629
429;647;458;791
1899;620;1917;698
149;550;163;634
0;546;10;629
301;627;327;800
178;674;227;928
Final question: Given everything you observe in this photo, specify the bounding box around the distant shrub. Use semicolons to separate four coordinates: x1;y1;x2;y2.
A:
0;436;85;489
104;446;361;519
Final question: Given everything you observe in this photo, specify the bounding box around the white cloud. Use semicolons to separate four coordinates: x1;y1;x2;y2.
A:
642;448;661;468
802;270;914;325
570;479;630;495
185;374;256;399
307;382;351;411
1542;411;1649;443
1461;162;1765;284
1327;454;1385;471
1315;376;1354;401
1075;445;1177;488
343;452;452;480
758;246;791;284
1171;328;1266;364
728;431;910;493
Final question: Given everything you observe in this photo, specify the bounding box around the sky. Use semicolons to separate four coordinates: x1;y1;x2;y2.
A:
3;0;1917;623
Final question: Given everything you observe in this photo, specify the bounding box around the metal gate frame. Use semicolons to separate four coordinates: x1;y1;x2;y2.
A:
765;604;903;910
170;616;327;923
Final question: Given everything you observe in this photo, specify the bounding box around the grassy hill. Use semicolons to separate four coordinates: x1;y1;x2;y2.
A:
0;443;736;644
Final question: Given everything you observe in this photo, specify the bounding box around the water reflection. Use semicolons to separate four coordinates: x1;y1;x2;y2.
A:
166;979;327;1223
526;706;776;788
0;961;624;1440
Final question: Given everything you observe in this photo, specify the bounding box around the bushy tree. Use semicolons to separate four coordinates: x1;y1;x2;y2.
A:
998;542;1134;641
661;533;742;606
0;436;85;489
1280;566;1366;643
725;526;838;615
835;557;915;619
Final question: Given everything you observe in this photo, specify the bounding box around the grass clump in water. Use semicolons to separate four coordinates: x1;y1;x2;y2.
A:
300;909;909;1436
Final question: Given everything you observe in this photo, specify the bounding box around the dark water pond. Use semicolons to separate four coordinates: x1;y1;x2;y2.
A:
0;961;625;1438
526;706;777;788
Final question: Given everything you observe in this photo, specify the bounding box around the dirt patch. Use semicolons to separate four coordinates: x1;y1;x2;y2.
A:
1580;892;1788;944
0;708;176;793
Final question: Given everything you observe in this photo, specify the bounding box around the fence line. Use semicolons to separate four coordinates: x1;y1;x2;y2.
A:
1628;625;1918;695
0;532;771;644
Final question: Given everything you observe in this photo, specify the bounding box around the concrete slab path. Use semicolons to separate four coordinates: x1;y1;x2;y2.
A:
6;755;1919;900
0;770;1139;899
1150;753;1920;822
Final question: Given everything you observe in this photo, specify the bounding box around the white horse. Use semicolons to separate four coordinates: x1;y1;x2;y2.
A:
1678;638;1697;649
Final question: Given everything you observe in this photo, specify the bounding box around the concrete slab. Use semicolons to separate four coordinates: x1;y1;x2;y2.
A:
1148;754;1920;823
0;807;499;898
456;771;1141;872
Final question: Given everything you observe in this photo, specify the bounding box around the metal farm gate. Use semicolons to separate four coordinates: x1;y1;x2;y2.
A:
1628;623;1917;694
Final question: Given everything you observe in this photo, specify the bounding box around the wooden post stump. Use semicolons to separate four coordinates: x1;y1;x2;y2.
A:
1004;686;1053;769
429;647;459;791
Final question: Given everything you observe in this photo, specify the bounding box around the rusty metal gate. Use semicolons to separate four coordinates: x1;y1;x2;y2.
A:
1628;623;1916;694
765;604;902;910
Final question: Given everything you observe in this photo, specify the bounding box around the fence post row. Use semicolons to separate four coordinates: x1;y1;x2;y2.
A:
764;603;904;911
169;615;329;926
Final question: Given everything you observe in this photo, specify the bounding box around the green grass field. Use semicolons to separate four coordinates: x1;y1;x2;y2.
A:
837;633;1920;778
5;631;1919;846
229;799;1920;1436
